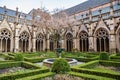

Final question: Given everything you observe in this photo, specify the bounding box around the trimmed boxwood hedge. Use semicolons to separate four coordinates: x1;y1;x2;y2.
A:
24;57;46;63
22;61;41;69
69;72;115;80
0;61;21;69
0;68;50;80
71;67;120;79
110;55;120;59
0;61;49;80
71;60;120;79
68;56;99;62
99;60;120;67
2;54;14;60
0;61;41;69
76;60;99;69
16;72;54;80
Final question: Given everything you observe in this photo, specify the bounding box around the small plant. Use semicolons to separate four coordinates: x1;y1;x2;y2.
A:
51;58;70;74
99;52;109;60
14;53;24;61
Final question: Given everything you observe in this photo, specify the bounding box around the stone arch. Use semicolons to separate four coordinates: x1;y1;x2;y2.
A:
79;31;89;52
36;33;44;52
95;28;109;52
66;33;73;52
0;29;11;52
93;23;110;36
19;31;29;52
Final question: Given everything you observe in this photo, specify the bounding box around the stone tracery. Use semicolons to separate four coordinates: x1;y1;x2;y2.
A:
0;29;11;52
66;33;73;52
36;33;43;51
19;31;29;52
79;31;89;52
96;28;109;52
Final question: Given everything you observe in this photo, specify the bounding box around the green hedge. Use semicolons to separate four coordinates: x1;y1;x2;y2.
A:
16;72;54;80
99;52;109;60
71;60;120;79
110;55;120;59
22;61;41;69
0;61;22;69
0;61;41;69
77;60;99;69
99;60;120;67
69;72;114;80
71;67;120;79
2;54;14;60
0;60;14;63
68;56;99;62
24;57;46;63
0;68;50;80
51;58;70;74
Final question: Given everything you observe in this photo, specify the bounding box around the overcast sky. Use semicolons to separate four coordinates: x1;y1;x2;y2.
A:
0;0;87;13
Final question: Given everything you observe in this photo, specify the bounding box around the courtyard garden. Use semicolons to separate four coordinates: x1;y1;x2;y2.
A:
0;51;120;80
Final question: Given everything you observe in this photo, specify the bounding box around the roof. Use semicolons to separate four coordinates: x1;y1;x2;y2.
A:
0;7;32;20
65;0;111;15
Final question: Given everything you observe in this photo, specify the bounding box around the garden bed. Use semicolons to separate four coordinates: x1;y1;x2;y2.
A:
0;67;27;74
0;61;40;75
71;60;120;79
0;61;50;80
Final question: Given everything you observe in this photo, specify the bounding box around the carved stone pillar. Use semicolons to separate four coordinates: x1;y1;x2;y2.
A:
43;38;45;51
32;31;36;52
61;39;65;49
110;25;116;53
14;28;19;52
47;39;50;50
110;34;116;53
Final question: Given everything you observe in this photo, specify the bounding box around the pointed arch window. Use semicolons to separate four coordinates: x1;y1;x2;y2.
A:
19;31;29;52
49;35;54;51
36;34;43;51
0;29;11;52
96;28;109;52
79;31;89;52
66;33;73;52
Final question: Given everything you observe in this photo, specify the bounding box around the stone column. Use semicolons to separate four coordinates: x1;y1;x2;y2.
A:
110;34;116;53
109;1;116;53
76;38;79;51
88;8;94;52
10;37;14;52
43;38;46;51
32;38;36;52
32;31;36;52
14;36;19;52
14;28;19;52
47;39;50;50
29;37;32;52
88;32;94;51
73;38;77;49
61;39;65;49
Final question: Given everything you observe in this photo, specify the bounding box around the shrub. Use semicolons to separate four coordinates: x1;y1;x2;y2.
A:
14;53;24;61
61;51;65;58
51;58;70;74
116;53;120;56
99;52;109;60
